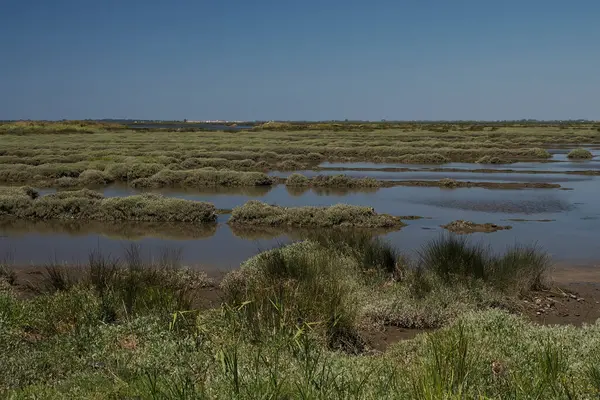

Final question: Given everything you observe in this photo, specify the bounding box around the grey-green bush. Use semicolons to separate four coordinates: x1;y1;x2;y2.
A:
229;201;404;228
0;189;217;223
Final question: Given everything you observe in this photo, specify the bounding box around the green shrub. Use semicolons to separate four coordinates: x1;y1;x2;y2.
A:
0;186;38;199
0;190;217;223
104;163;130;180
476;155;507;164
55;177;80;187
306;152;324;161
567;148;593;159
131;169;273;188
311;174;381;188
180;157;229;169
78;169;111;185
276;160;304;170
285;173;310;186
529;148;552;158
126;163;163;180
440;178;459;188
35;163;87;178
229;201;405;228
45;189;104;200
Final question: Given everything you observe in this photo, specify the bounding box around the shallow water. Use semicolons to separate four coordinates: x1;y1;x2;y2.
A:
271;169;594;184
2;177;600;266
549;148;600;162
320;158;600;172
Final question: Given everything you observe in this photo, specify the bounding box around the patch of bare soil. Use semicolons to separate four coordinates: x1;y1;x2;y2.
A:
441;220;512;234
525;265;600;326
523;283;600;326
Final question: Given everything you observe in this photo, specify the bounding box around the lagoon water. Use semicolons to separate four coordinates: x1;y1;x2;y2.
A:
2;162;600;267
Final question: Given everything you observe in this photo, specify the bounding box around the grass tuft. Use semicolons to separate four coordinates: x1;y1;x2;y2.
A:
418;235;549;293
221;241;364;352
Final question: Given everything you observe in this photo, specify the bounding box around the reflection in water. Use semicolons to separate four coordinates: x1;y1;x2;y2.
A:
3;167;600;265
229;225;396;241
271;169;593;183
229;225;308;240
320;159;600;172
285;186;380;197
423;198;574;214
0;219;217;240
103;183;274;198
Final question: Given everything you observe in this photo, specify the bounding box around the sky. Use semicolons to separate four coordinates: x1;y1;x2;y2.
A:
1;0;599;121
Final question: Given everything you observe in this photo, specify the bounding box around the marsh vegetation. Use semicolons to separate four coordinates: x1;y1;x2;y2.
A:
228;201;405;228
0;187;217;223
2;121;600;398
2;235;599;398
1;122;599;190
567;148;594;159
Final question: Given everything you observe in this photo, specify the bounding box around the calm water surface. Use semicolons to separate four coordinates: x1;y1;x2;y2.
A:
271;169;594;184
2;174;600;267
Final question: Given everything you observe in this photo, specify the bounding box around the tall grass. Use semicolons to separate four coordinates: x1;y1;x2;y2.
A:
311;230;402;277
0;253;16;287
418;235;549;293
221;241;364;351
37;246;212;319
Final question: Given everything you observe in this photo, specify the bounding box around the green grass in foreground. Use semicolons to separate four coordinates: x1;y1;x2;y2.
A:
1;235;599;398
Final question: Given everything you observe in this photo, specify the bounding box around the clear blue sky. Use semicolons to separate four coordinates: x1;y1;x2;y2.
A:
1;0;599;121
